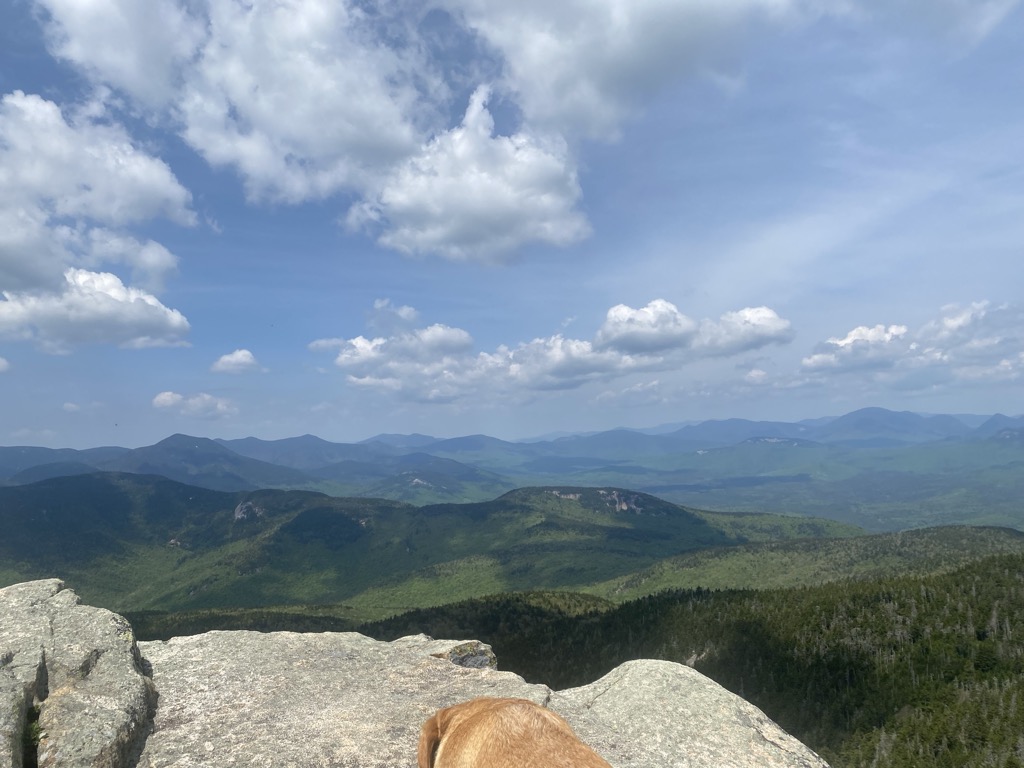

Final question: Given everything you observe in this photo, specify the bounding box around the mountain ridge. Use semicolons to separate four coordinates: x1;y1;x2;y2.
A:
4;407;1024;530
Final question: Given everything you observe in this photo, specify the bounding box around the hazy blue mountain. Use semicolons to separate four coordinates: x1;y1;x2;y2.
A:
418;434;544;473
100;434;314;491
623;421;702;435
428;434;531;452
217;434;396;469
359;433;440;449
973;414;1024;437
361;455;516;503
545;429;695;459
664;418;810;446
990;428;1024;444
0;445;127;480
7;461;100;485
947;413;995;429
310;452;516;502
811;407;972;446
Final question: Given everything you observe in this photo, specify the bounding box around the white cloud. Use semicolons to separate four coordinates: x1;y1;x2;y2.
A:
0;90;193;293
832;324;909;347
445;0;1016;140
315;323;475;390
35;0;205;109
0;206;72;294
37;1;592;258
348;86;589;259
211;349;262;374
0;90;193;350
596;299;698;353
0;91;194;227
696;307;794;356
0;357;9;372
368;299;420;335
82;230;179;293
443;0;815;140
311;298;792;401
802;324;909;370
28;0;1018;265
152;390;238;418
152;391;184;409
34;0;436;205
0;269;190;353
801;302;1024;388
176;0;427;203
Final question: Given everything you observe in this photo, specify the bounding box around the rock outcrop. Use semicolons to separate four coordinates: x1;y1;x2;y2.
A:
1;580;830;768
0;580;155;768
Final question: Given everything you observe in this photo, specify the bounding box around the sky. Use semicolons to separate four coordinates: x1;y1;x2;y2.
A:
0;0;1022;449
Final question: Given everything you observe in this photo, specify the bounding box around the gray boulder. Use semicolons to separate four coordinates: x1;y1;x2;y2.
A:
2;580;830;767
554;660;829;768
0;580;155;768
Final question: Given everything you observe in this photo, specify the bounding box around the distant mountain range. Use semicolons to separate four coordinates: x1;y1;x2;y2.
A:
2;407;1024;530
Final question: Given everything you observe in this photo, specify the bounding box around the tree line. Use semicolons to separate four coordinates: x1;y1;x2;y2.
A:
364;553;1024;768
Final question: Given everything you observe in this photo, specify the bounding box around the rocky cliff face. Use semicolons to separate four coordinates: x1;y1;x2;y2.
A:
1;580;830;768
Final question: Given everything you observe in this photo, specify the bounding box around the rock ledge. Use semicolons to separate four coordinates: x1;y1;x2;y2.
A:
1;580;830;768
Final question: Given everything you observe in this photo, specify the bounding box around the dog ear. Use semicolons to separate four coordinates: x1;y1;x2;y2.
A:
417;710;443;768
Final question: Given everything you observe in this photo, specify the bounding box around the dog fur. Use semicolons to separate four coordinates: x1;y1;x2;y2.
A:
418;696;612;768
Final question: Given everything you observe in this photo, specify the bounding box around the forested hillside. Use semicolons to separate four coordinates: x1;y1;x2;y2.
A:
365;553;1024;768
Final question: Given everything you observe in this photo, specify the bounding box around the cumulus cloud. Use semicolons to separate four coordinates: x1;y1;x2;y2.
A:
0;91;194;227
596;301;792;356
696;307;795;356
36;0;594;258
81;230;179;293
347;86;589;259
211;349;262;374
802;324;909;370
29;0;1017;262
0;357;9;372
446;0;1017;138
596;299;698;353
311;298;792;401
0;269;190;353
0;90;191;292
0;90;193;350
176;0;427;203
152;390;238;418
802;302;1024;388
365;298;420;337
35;0;205;108
443;0;820;139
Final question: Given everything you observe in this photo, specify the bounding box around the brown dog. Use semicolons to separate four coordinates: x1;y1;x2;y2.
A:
418;696;612;768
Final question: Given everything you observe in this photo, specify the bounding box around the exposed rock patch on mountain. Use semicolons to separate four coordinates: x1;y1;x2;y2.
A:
2;580;829;767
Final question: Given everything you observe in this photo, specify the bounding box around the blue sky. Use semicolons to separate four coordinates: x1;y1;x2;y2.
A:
1;0;1022;448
